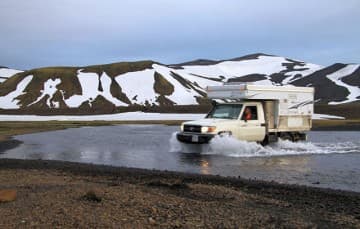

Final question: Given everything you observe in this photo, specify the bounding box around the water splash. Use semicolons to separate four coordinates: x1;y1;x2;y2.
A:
169;132;360;157
207;135;265;157
169;132;183;152
169;132;211;153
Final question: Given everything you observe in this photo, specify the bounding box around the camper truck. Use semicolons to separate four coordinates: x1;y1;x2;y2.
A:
177;83;314;145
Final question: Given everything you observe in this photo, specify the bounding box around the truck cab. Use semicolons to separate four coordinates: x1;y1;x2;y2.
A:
176;83;314;145
177;101;266;144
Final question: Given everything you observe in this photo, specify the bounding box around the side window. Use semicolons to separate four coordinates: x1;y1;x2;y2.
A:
241;106;258;120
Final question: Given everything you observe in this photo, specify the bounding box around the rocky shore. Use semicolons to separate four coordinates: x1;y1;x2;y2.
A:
0;159;359;228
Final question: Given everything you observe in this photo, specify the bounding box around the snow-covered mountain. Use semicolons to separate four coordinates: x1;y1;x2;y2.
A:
0;53;359;115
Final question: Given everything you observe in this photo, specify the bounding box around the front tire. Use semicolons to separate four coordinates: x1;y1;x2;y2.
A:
218;131;232;137
261;133;278;146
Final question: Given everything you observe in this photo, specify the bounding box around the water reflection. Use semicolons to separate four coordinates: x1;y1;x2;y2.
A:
179;153;213;175
258;156;312;173
200;160;210;175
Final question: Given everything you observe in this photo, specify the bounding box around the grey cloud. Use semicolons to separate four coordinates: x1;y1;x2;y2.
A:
0;0;359;69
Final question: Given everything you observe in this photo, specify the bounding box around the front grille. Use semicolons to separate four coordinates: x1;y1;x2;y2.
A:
184;125;201;133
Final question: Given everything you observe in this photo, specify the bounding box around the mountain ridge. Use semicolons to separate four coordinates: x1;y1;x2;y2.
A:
0;53;359;118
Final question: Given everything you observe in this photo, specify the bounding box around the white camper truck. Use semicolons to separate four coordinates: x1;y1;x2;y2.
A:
177;83;314;145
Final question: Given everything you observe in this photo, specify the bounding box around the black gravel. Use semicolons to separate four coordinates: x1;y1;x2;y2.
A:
1;158;359;220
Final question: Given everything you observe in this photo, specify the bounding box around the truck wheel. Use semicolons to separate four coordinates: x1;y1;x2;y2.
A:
260;137;269;146
280;133;293;142
293;132;307;142
261;134;278;146
218;131;232;137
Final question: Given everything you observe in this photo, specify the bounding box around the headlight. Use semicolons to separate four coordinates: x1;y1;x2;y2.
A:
180;124;184;132
201;126;216;133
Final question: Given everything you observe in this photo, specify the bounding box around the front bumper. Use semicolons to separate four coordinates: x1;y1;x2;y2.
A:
176;132;215;144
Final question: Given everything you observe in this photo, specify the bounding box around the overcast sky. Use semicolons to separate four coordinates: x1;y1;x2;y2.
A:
1;0;359;69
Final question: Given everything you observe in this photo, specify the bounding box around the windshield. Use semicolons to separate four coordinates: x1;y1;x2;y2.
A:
206;104;243;119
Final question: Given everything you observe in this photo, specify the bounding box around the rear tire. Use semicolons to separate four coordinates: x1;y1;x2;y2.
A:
279;132;293;141
293;133;307;142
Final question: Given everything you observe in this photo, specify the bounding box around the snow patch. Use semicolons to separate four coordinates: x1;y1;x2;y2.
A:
153;64;208;105
0;112;206;121
180;56;291;79
0;68;23;82
282;63;323;84
65;71;127;107
28;78;62;108
115;69;157;105
327;64;360;105
99;72;128;106
0;75;33;109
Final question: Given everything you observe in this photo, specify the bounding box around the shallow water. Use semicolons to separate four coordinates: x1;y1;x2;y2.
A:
1;125;360;192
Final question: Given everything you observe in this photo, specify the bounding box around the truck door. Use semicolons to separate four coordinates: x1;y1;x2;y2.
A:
237;105;266;142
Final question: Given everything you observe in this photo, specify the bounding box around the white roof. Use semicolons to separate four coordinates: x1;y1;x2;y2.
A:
206;83;314;100
207;83;314;93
